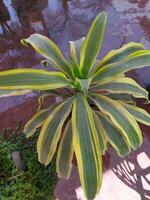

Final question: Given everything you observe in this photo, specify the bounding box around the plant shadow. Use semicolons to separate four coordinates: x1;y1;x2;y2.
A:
112;133;150;200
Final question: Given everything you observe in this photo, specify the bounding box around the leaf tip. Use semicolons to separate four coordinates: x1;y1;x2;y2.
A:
20;39;28;47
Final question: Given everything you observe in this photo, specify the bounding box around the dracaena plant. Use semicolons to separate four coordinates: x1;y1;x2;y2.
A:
1;12;150;199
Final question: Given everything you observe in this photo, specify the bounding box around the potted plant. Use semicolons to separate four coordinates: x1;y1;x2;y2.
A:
0;12;150;200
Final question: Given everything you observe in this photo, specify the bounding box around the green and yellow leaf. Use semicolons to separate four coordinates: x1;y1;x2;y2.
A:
37;96;75;166
92;111;107;154
21;34;73;78
96;112;131;157
24;105;56;138
93;50;150;83
68;56;81;78
92;94;143;149
105;93;134;104
94;42;144;72
80;12;107;77
75;78;92;95
56;120;74;178
72;93;102;199
0;69;72;90
119;102;150;126
69;37;85;63
91;77;148;99
0;90;31;97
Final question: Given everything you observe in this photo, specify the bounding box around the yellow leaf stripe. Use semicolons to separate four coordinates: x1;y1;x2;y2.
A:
37;96;75;166
93;50;150;83
119;101;150;126
92;111;107;155
80;12;107;77
96;112;131;157
91;77;148;99
92;94;143;149
24;105;56;138
22;34;73;78
0;90;30;97
69;37;85;63
72;93;102;199
94;42;144;72
0;69;72;90
56;120;74;178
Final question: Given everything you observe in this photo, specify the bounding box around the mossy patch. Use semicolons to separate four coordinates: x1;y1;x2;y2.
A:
0;133;57;200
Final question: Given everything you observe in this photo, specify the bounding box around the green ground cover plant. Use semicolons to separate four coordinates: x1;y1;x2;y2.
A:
0;134;57;200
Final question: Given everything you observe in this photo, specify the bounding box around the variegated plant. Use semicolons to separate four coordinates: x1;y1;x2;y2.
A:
0;12;150;199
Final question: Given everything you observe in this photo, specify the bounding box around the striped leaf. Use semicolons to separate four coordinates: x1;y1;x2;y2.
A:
0;69;72;90
21;34;73;78
93;50;150;83
94;42;144;72
120;102;150;126
91;77;148;99
0;90;30;97
97;112;131;157
75;78;92;95
93;111;107;154
72;93;102;199
69;37;85;63
56;120;74;178
24;105;56;138
80;12;107;77
68;56;81;78
37;97;74;166
105;93;134;104
92;94;143;149
39;90;70;98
